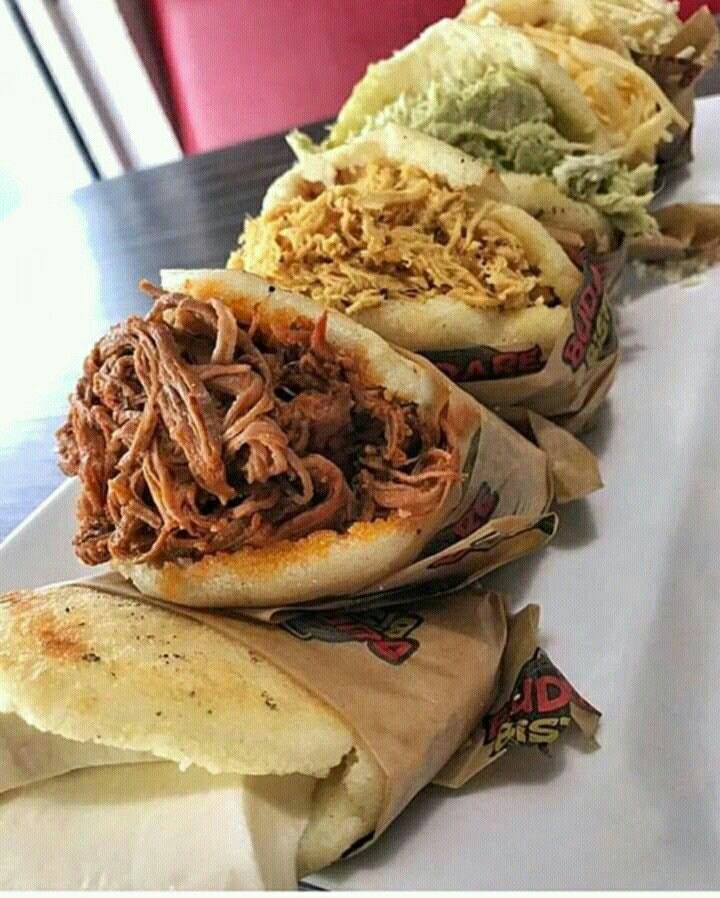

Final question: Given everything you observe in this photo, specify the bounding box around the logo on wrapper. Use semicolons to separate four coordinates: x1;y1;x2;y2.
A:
427;515;555;570
481;648;599;757
451;482;500;539
423;344;545;383
281;609;423;665
562;252;618;372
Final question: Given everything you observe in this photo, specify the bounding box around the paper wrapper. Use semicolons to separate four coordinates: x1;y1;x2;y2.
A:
421;245;625;437
634;8;719;172
628;202;720;267
98;384;562;617
4;583;597;872
0;762;314;890
434;603;599;787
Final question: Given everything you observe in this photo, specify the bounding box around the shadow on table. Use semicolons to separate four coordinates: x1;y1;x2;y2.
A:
615;265;674;306
551;497;598;551
438;724;597;798
614;310;647;369
326;726;595;884
482;547;547;615
580;400;615;459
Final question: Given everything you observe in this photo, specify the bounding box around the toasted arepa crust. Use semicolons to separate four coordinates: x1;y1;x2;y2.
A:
352;298;565;356
0;585;384;874
115;515;445;608
0;587;356;777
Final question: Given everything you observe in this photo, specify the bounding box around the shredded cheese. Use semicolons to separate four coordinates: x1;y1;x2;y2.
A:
525;29;686;161
231;162;554;315
589;0;682;54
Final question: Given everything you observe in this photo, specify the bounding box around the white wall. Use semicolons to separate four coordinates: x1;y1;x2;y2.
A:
16;0;182;178
0;0;91;220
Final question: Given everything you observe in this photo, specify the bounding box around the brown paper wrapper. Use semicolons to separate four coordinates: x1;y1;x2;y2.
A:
41;580;598;856
422;245;625;437
628;202;720;266
499;409;602;504
634;8;719;172
434;603;600;788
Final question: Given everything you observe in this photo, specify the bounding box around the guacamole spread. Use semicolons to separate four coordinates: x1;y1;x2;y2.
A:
360;70;579;174
355;69;657;235
291;67;658;236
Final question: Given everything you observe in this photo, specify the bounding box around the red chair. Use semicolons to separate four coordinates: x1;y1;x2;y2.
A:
150;0;716;154
149;0;463;153
680;0;720;18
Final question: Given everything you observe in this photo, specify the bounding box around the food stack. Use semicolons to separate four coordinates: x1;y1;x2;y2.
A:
0;0;717;888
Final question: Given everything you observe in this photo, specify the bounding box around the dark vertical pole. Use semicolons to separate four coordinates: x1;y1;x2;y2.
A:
4;0;101;180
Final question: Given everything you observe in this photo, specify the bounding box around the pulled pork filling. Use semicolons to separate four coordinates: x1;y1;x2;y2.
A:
230;161;560;315
57;284;459;566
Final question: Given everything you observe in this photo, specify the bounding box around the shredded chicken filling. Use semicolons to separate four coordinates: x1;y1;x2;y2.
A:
232;161;558;315
57;284;459;566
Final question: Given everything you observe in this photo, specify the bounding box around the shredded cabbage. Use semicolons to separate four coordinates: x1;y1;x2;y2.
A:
526;29;686;161
553;152;658;235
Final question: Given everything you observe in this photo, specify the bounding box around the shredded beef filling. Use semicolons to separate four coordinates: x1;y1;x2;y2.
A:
57;283;460;566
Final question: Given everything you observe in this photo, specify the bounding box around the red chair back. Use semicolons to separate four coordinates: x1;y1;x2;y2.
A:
150;1;717;153
150;0;463;152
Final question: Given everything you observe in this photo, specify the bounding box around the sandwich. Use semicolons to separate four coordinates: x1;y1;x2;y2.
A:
460;0;684;57
462;2;716;175
229;125;584;358
0;584;388;878
0;582;510;880
448;16;687;163
57;268;494;608
294;19;681;236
